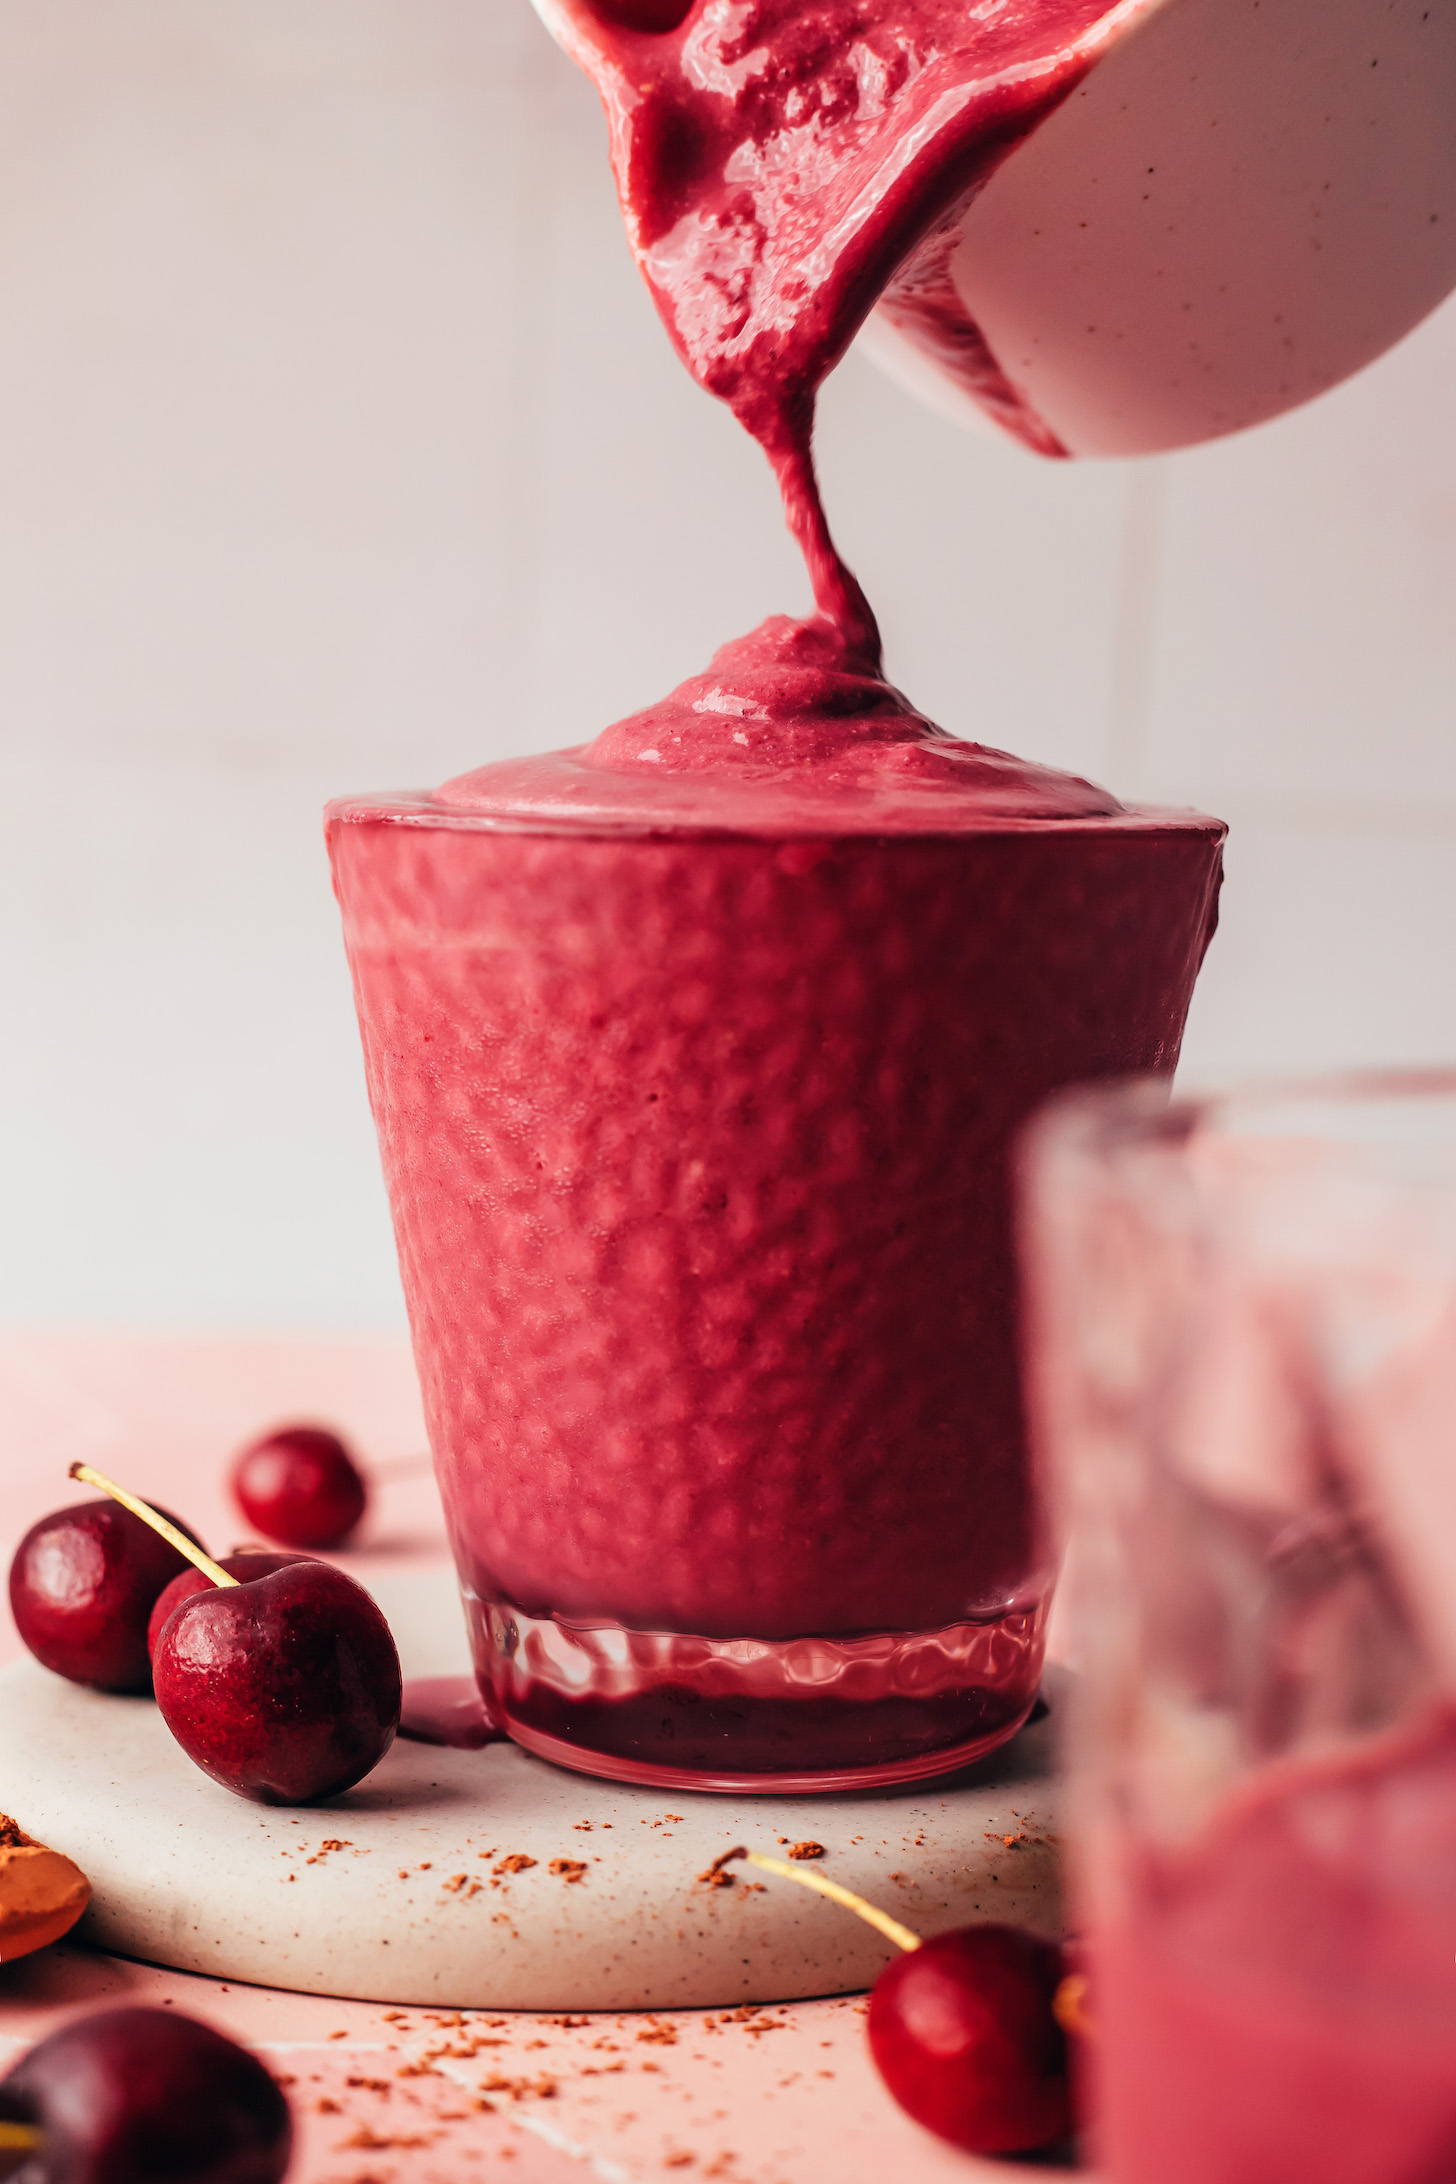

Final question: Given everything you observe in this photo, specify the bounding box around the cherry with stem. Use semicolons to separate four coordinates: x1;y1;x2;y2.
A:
230;1426;368;1550
230;1423;436;1553
72;1463;401;1807
715;1847;1086;2159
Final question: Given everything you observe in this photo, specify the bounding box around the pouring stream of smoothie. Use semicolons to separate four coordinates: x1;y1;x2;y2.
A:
534;0;1152;659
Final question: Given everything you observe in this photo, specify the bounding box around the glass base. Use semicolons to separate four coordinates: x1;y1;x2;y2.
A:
464;1593;1049;1794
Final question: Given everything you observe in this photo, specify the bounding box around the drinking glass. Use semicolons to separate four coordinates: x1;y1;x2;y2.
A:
329;794;1220;1791
1021;1072;1456;2183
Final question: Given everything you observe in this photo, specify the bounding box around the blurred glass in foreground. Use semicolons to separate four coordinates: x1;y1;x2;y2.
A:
1021;1073;1456;2184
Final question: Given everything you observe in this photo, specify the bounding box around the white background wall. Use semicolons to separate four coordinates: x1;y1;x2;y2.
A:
1;0;1453;1328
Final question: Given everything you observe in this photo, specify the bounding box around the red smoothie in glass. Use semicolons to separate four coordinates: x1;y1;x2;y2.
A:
329;0;1224;1787
330;618;1221;1787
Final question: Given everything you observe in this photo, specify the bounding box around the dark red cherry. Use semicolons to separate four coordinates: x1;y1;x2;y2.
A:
231;1426;367;1550
867;1925;1071;2156
152;1560;401;1804
146;1552;313;1664
0;2003;291;2183
9;1502;209;1695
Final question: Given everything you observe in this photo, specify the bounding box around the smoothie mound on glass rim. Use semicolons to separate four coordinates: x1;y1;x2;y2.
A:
328;0;1225;1791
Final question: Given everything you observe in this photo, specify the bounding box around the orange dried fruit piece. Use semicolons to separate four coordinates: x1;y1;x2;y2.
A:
0;1814;91;1962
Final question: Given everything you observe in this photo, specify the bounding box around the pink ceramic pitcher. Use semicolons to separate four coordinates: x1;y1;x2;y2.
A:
536;0;1456;457
859;0;1456;454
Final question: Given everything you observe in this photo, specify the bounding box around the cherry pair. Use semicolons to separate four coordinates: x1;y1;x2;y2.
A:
8;1419;369;1703
8;1468;399;1807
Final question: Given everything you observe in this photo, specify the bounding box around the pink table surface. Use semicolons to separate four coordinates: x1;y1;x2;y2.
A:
0;1331;1069;2184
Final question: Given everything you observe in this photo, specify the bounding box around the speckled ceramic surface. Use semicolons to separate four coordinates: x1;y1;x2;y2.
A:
1;1572;1065;2009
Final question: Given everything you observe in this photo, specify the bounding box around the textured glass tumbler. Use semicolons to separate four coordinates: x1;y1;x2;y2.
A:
329;795;1220;1792
1021;1074;1456;2184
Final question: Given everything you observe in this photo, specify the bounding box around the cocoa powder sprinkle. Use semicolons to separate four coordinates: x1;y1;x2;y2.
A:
697;1846;746;1887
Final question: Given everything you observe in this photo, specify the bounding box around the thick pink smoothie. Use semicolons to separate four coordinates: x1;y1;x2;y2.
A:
1096;1712;1456;2182
330;0;1224;1783
329;619;1222;1783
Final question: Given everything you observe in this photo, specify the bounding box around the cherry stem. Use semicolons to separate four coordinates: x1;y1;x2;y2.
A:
1053;1972;1096;2041
0;2121;42;2184
724;1849;922;1953
368;1453;435;1485
68;1463;238;1590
